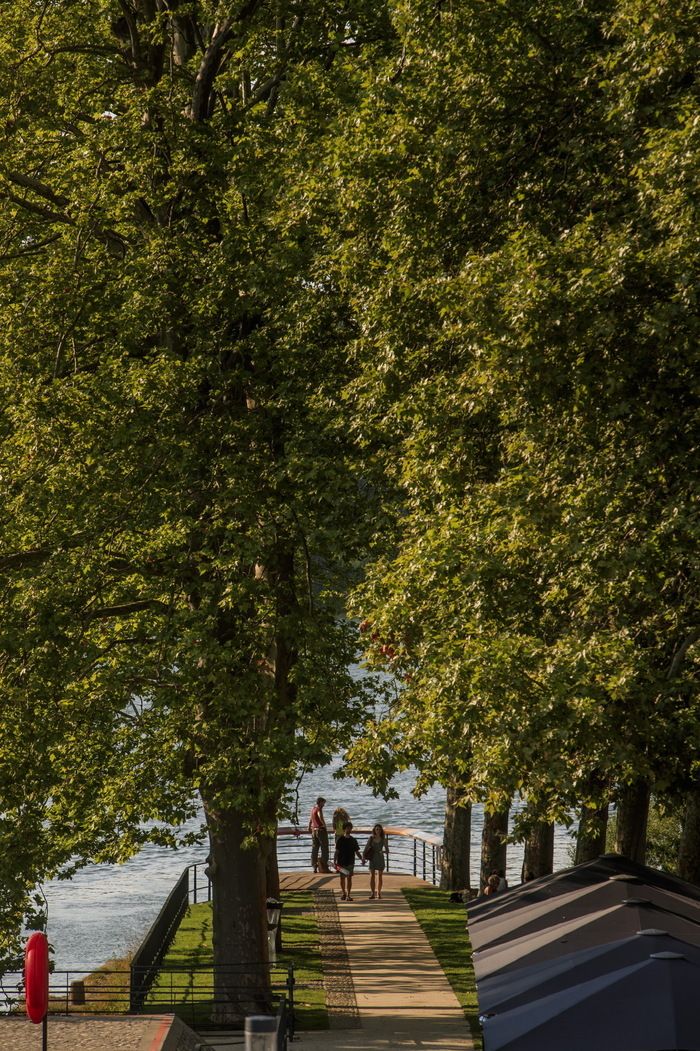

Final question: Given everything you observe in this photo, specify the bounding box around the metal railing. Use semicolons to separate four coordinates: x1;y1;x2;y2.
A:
276;825;443;885
0;825;440;1037
141;961;294;1033
275;995;289;1050
185;826;443;900
188;861;212;904
0;962;294;1040
130;866;190;1011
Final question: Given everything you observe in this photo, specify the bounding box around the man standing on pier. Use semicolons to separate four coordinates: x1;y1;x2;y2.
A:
309;796;329;873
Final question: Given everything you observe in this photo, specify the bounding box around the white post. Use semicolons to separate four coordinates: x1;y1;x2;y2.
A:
245;1015;277;1051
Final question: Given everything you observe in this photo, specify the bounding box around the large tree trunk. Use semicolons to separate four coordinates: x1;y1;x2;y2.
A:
522;821;554;881
615;780;651;863
440;787;471;891
265;832;281;900
678;786;700;884
264;823;282;952
575;802;609;864
480;808;509;892
203;800;271;1021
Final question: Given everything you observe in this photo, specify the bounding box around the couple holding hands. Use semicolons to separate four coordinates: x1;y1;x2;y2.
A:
335;820;389;902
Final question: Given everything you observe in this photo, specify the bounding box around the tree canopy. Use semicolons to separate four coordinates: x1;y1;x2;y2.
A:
1;0;699;970
0;0;393;980
338;0;700;837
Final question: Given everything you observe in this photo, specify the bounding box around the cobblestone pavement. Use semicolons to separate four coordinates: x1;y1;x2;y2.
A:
0;1015;167;1051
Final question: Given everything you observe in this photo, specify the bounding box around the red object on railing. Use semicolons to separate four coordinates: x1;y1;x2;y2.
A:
24;932;49;1024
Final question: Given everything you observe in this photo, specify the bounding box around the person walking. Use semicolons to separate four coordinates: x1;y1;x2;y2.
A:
363;823;389;899
308;796;329;873
334;821;364;901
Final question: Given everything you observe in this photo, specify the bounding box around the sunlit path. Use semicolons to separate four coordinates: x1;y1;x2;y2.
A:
282;873;473;1051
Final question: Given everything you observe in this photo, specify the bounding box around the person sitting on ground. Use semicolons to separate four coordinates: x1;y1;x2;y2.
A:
363;823;389;899
332;806;350;842
484;872;500;896
334;821;365;901
497;869;508;892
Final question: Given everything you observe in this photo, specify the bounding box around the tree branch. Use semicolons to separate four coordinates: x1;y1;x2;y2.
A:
86;599;170;620
6;172;70;209
190;0;263;122
0;233;62;260
668;629;700;679
2;186;128;257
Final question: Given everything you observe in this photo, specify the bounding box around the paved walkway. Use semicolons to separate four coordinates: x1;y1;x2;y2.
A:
283;872;474;1051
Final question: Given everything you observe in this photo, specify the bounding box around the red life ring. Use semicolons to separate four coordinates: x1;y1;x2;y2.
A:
24;932;49;1024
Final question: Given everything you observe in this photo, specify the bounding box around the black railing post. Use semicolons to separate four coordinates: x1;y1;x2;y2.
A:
193;865;198;904
413;839;417;876
422;841;426;880
287;964;295;1041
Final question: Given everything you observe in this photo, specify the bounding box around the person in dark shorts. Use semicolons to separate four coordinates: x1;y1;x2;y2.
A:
334;821;365;901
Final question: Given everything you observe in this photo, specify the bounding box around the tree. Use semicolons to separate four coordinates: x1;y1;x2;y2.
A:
0;0;394;1009
440;786;472;892
335;0;700;858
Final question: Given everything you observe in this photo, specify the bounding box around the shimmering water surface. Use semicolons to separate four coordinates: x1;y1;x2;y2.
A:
44;758;576;971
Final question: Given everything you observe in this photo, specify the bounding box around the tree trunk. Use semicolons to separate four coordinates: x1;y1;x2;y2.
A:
480;808;509;891
615;780;651;863
678;786;700;884
575;802;609;864
203;799;271;1021
522;821;554;881
264;824;282;952
440;787;471;891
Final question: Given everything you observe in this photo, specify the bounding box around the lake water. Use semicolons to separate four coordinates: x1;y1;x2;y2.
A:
44;758;576;971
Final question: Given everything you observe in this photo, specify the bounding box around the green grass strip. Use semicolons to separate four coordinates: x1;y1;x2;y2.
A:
148;891;328;1030
402;886;482;1049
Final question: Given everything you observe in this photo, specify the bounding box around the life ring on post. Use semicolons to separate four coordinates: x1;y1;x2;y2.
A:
25;932;49;1024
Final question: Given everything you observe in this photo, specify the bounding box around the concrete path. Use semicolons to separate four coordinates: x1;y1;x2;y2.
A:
284;872;474;1051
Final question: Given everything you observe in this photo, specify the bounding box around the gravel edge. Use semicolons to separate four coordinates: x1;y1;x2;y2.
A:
313;889;360;1030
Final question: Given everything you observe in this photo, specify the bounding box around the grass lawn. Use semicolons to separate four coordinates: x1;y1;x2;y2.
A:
147;891;328;1030
402;887;482;1050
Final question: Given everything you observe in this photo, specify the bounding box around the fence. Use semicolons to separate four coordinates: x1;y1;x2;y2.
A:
137;961;293;1034
130;866;190;1011
0;962;294;1041
1;825;440;1038
276;825;443;885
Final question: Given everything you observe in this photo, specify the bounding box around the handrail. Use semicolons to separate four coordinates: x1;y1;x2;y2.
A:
183;828;443;899
0;963;294;1039
276;825;443;885
277;824;442;846
130;866;189;1011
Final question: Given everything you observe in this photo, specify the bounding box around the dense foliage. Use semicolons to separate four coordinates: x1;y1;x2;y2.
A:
339;1;700;827
0;0;392;969
1;0;698;964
